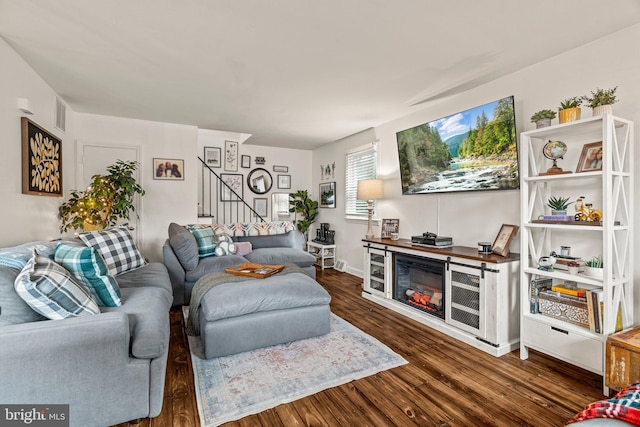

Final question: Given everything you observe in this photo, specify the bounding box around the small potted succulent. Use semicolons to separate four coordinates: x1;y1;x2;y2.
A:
583;86;618;116
547;196;574;215
531;109;557;128
585;256;604;278
558;96;582;124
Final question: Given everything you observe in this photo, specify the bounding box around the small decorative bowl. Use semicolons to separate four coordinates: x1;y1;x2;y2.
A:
585;266;604;279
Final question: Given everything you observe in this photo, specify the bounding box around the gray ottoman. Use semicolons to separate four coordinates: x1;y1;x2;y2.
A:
198;272;331;358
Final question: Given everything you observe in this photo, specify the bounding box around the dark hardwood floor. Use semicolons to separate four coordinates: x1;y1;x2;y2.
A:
116;268;603;427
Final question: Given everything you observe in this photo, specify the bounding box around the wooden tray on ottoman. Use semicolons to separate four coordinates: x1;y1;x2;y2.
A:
225;262;284;279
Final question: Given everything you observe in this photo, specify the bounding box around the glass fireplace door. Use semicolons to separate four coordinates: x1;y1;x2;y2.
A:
446;263;486;337
363;246;391;298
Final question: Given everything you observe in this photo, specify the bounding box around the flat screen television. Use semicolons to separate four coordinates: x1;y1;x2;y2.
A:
396;95;518;195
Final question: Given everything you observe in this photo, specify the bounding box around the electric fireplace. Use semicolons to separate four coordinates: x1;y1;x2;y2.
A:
394;253;445;319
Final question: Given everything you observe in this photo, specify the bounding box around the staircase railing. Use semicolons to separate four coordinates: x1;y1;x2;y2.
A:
198;156;266;224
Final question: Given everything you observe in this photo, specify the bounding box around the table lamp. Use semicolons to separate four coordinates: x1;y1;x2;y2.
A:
357;179;384;239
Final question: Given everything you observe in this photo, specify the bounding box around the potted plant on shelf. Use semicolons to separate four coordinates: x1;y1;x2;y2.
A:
585;256;604;278
558;96;582;124
547;196;574;216
531;109;556;128
58;160;145;232
289;189;318;242
583;86;618;116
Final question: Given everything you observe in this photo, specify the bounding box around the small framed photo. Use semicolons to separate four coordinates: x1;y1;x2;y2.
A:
255;156;266;165
381;219;400;238
491;224;519;257
204;146;221;168
154;158;184;180
253;198;268;218
576;141;603;173
224;140;238;172
220;173;243;201
241;155;251;169
277;174;291;189
273;165;288;173
319;182;336;208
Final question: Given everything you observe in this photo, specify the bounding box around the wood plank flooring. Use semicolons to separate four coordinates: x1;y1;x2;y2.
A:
115;268;603;427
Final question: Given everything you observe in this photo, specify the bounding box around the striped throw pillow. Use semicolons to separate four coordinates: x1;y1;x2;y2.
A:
14;250;99;320
79;226;146;275
54;242;122;307
188;226;217;258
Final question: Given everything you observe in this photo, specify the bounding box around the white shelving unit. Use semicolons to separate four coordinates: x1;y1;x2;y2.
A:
307;240;336;270
519;115;634;385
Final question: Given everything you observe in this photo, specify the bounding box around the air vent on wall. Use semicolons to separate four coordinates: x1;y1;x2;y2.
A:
54;96;66;132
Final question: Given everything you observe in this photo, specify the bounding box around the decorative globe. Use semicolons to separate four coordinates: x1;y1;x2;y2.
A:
543;140;567;161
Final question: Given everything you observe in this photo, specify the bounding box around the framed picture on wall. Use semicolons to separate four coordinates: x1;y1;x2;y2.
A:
319;182;336;208
220;173;243;201
21;117;63;196
241;155;251;169
253;198;268;218
153;158;184;180
224;140;238;171
277;174;291;189
204;146;221;168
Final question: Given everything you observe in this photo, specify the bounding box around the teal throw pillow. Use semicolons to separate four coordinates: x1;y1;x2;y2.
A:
14;250;100;320
188;227;217;258
54;242;122;307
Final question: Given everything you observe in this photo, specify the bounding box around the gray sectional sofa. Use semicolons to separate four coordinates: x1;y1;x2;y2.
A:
0;238;172;427
163;222;317;306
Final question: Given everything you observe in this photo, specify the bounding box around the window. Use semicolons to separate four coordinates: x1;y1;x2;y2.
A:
345;143;377;217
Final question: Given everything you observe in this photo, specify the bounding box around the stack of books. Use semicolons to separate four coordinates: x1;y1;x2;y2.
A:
553;257;586;272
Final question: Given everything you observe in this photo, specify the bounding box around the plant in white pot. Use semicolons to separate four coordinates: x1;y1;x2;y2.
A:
531;109;556;129
547;195;573;216
558;96;582;124
583;86;618;116
585;256;603;278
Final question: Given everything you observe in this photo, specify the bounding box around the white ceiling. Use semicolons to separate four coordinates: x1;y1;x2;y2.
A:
2;1;640;150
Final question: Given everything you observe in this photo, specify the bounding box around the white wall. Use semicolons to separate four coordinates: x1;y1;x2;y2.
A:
315;24;640;279
198;129;312;222
74;114;198;261
0;38;76;244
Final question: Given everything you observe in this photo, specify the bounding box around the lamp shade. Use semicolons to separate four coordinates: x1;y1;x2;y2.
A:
357;179;384;200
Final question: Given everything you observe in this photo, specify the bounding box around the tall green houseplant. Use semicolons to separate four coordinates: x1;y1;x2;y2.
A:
289;189;318;238
58;160;145;232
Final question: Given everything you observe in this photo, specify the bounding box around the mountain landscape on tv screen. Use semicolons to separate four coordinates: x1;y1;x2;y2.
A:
396;96;519;194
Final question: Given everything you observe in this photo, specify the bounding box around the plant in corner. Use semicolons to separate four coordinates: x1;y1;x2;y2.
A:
558;96;582;124
583;86;618;116
547;196;573;215
58;160;145;232
288;189;318;239
530;109;556;128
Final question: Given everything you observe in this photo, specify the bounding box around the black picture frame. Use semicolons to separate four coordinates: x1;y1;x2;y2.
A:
277;174;291;189
21;117;62;196
319;181;336;208
220;173;243;201
241;155;251;169
204;146;221;168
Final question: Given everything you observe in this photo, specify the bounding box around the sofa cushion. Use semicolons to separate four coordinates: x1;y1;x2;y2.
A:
14;251;100;320
245;247;315;268
185;254;248;283
188;226;218;258
234;230;298;249
0;240;58;269
0;265;45;326
79;226;147;275
168;222;199;271
54;242;122;307
101;286;171;359
116;262;173;296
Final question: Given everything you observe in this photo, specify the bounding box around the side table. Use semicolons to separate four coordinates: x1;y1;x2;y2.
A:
307;240;336;270
606;326;640;391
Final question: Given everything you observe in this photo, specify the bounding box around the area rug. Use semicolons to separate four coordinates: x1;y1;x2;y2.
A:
184;310;408;426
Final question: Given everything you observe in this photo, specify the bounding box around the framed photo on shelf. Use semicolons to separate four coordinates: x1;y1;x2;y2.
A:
153;158;184;180
277;174;291;189
21;117;63;196
491;224;519;257
203;146;221;168
576;141;603;173
319;182;336;208
253;198;268;218
241;155;251;169
273;165;288;173
220;173;243;201
381;219;400;238
224;140;238;171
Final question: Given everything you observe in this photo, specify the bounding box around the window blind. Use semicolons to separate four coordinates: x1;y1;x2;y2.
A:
345;144;377;216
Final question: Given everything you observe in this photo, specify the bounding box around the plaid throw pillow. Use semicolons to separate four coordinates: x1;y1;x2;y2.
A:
188;226;217;258
79;226;146;276
14;250;99;320
54;242;122;307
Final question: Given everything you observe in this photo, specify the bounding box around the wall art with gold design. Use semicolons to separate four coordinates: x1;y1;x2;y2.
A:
21;117;62;196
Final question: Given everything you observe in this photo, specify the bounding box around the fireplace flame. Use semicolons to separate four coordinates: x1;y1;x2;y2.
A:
406;289;442;313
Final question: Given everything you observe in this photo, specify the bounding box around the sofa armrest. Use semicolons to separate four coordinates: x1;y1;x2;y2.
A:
163;240;186;305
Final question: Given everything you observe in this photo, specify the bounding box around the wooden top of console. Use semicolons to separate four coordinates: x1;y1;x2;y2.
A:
362;237;520;264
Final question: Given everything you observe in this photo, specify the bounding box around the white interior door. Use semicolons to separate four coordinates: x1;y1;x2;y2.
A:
76;142;142;242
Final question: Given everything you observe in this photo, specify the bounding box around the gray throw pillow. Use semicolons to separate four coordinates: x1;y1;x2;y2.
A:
168;223;199;271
